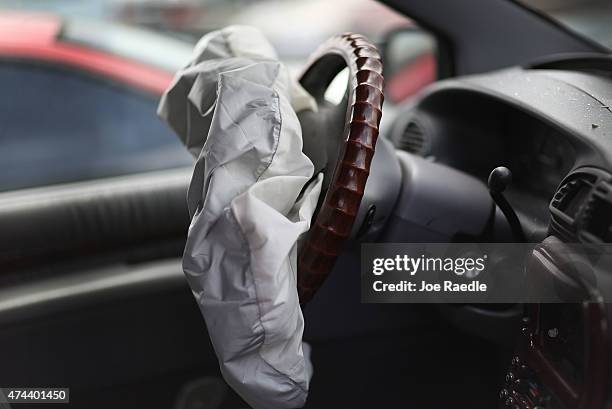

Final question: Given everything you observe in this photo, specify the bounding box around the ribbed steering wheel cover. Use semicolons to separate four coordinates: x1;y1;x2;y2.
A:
298;33;384;304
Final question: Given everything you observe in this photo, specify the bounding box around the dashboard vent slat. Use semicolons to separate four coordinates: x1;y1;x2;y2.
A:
398;121;427;155
580;181;612;243
549;168;612;243
550;174;596;219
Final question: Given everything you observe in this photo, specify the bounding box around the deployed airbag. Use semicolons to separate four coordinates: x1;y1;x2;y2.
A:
158;26;321;408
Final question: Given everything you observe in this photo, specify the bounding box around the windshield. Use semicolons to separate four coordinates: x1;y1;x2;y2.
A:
0;0;432;191
520;0;612;50
0;0;411;68
61;19;194;72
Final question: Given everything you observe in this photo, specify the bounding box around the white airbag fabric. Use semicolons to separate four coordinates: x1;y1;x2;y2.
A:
157;26;321;409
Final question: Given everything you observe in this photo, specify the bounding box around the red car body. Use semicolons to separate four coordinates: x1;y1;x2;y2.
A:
0;11;173;95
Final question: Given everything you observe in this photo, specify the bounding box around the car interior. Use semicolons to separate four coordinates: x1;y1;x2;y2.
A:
1;0;612;408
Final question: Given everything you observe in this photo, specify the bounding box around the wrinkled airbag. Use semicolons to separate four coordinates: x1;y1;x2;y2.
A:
157;26;321;409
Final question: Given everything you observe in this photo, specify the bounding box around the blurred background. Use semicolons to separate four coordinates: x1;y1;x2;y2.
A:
0;0;610;193
521;0;612;49
0;0;610;51
0;0;415;70
0;0;429;193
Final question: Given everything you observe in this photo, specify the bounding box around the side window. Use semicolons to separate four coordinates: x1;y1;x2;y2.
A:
382;28;438;104
0;61;192;192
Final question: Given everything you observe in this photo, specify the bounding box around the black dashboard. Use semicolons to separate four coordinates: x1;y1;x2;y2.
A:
386;63;612;409
389;66;612;241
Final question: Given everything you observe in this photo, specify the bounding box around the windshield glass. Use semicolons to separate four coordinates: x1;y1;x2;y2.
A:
61;19;194;72
60;19;194;73
0;0;433;191
0;0;411;68
520;0;612;50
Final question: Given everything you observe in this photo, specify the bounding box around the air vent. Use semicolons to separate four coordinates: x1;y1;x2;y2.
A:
551;178;592;217
398;121;427;155
549;172;598;240
580;181;612;243
550;173;597;219
549;168;612;242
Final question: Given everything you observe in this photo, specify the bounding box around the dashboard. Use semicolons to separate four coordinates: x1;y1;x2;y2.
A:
388;67;612;241
386;63;612;409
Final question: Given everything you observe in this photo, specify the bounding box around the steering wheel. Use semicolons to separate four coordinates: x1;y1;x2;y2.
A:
297;33;384;304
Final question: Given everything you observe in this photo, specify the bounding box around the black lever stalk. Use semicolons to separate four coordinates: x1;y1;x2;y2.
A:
488;167;526;242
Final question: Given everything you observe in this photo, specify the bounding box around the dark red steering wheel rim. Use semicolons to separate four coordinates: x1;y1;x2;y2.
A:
297;33;384;304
